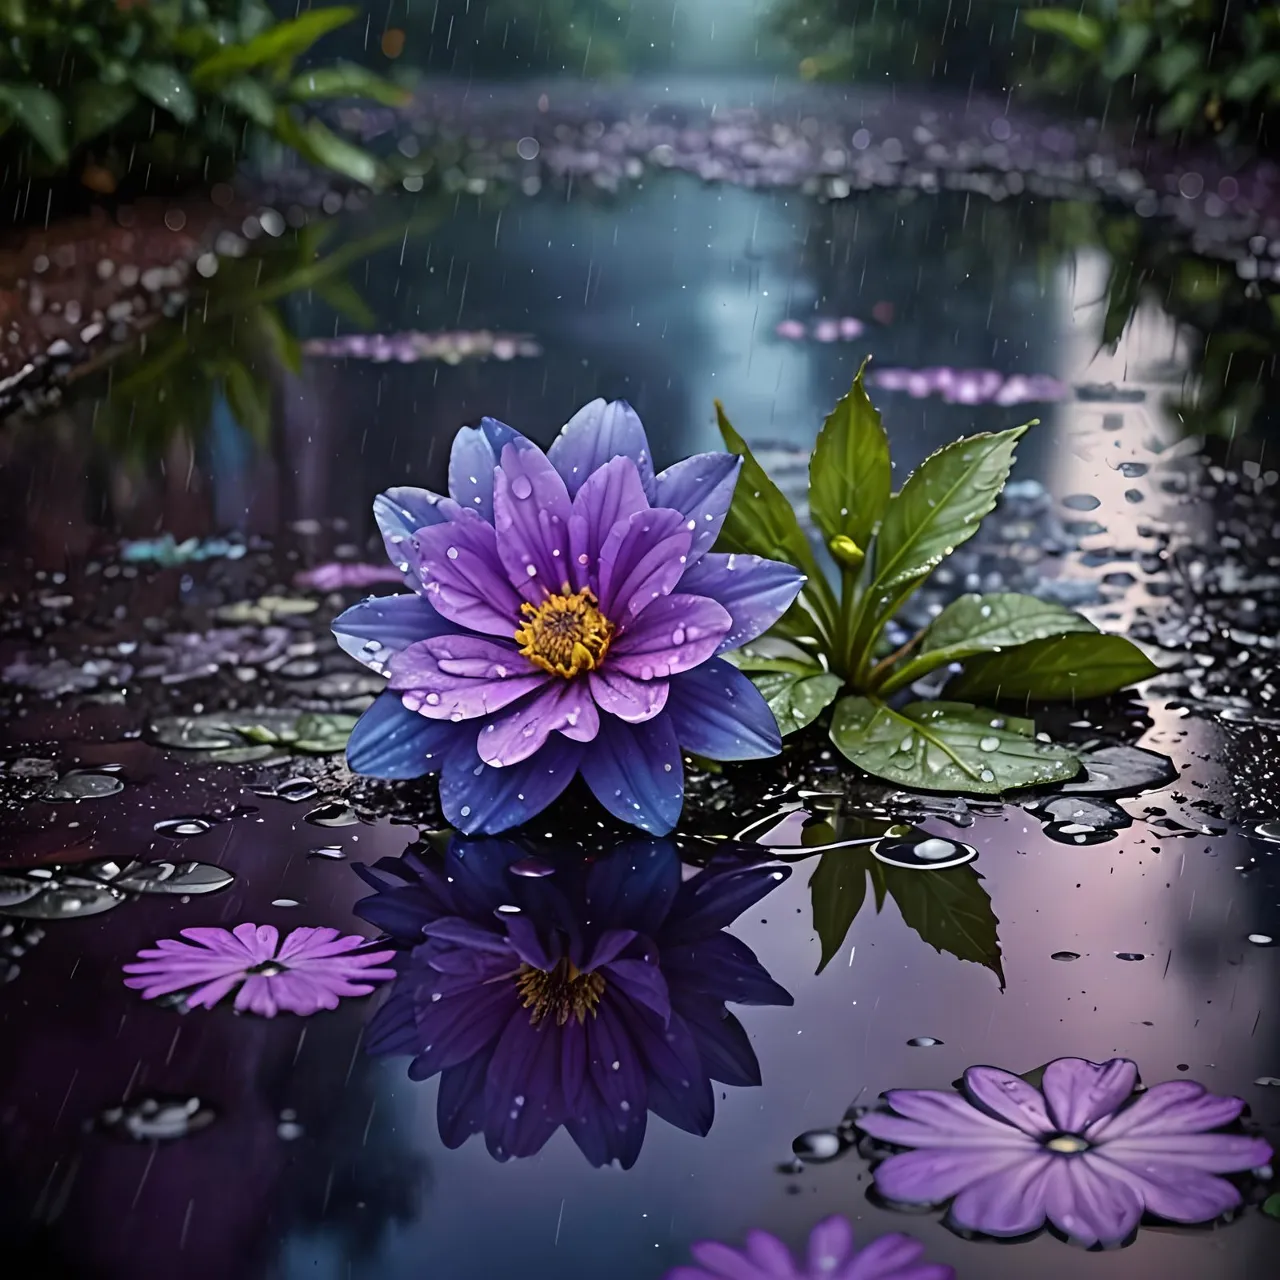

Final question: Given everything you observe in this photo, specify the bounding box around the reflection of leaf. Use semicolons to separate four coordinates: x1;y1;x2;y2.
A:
880;593;1096;694
809;848;869;973
830;696;1079;794
879;860;1004;986
947;633;1159;703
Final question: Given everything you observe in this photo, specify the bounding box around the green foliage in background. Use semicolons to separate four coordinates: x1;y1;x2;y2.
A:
714;366;1159;794
85;210;435;461
1024;1;1280;145
0;0;406;189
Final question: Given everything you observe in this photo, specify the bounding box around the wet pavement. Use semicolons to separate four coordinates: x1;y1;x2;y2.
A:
3;76;1280;1280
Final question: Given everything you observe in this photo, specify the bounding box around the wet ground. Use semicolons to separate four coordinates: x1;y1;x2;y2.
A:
3;76;1280;1280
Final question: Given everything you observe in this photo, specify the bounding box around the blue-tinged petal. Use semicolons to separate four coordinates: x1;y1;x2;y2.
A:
629;1002;714;1137
653;452;741;567
448;416;524;520
548;399;656;499
582;1001;649;1159
578;712;684;835
666;658;781;760
677;553;806;652
437;1049;494;1148
663;861;791;943
483;1014;566;1160
671;994;762;1088
439;734;585;834
374;486;451;570
663;932;794;1006
583;840;681;934
568;455;650;594
332;592;454;673
346;691;466;779
492;439;575;599
405;981;517;1079
606;957;673;1024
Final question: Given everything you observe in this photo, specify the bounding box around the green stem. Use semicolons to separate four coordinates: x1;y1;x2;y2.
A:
865;629;924;691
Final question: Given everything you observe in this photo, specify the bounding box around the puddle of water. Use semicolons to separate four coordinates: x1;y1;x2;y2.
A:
2;68;1280;1280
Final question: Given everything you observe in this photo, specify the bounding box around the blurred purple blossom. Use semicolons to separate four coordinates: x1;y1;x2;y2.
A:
666;1216;953;1280
124;923;396;1017
303;330;542;365
857;1057;1272;1247
293;561;408;592
870;367;1067;405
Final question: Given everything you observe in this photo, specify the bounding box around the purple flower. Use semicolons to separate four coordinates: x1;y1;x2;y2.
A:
335;400;804;835
856;1057;1273;1247
123;923;397;1017
666;1216;953;1280
293;561;407;592
353;836;793;1168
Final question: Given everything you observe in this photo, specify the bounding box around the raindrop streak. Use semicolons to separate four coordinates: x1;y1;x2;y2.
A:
871;832;977;870
792;1130;842;1162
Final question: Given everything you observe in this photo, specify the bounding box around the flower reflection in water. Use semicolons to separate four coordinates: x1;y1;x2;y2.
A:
856;1057;1273;1248
667;1215;953;1280
354;836;793;1167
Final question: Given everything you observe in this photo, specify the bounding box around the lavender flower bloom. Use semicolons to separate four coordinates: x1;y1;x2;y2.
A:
353;836;793;1168
856;1057;1273;1248
666;1216;953;1280
335;400;804;835
124;923;397;1017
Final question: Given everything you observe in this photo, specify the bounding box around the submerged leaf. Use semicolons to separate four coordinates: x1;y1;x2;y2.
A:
946;632;1159;703
878;593;1096;694
829;696;1079;794
808;361;890;553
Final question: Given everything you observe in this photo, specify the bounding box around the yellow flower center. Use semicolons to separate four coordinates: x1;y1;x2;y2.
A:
515;958;606;1026
1045;1134;1090;1155
514;587;614;678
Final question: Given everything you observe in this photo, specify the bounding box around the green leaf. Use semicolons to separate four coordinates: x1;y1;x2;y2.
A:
946;633;1159;703
808;360;891;552
1264;1192;1280;1221
131;64;197;125
192;7;358;84
1022;8;1105;52
272;108;380;187
714;400;838;641
874;426;1029;594
218;77;277;127
220;361;272;444
313;275;377;328
1101;23;1151;80
750;669;843;736
288;62;411;106
878;594;1097;695
1225;55;1280;103
253;305;303;375
809;849;869;973
0;84;67;163
880;860;1004;985
1156;86;1205;134
829;696;1079;794
72;82;138;143
1151;43;1206;94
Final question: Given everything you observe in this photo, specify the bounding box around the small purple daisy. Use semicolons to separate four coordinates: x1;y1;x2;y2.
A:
334;399;804;835
665;1216;953;1280
123;923;397;1017
856;1056;1273;1247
